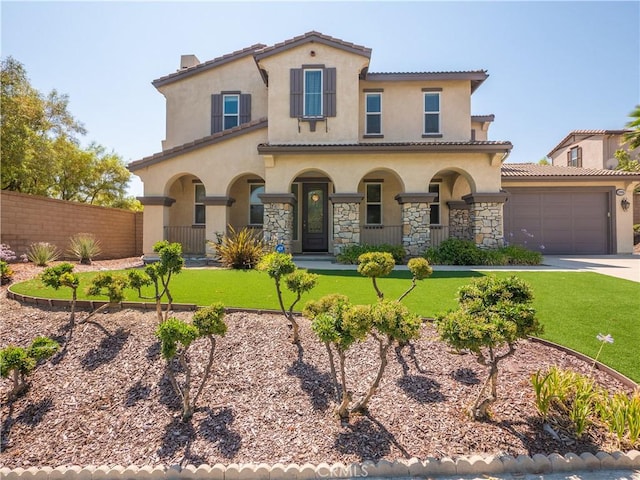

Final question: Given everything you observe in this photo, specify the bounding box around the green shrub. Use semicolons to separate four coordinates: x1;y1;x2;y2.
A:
67;233;102;265
26;242;61;266
424;238;542;266
498;245;543;265
41;263;80;323
0;337;60;399
1;260;14;285
211;226;265;269
424;238;486;265
336;243;406;264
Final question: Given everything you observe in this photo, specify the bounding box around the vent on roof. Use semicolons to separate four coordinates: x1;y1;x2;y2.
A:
180;54;200;69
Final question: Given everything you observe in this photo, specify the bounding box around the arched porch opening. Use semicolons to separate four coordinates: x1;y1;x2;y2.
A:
357;168;404;246
164;173;207;255
428;168;474;247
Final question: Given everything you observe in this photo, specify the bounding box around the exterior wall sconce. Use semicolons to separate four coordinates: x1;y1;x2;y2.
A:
621;197;630;211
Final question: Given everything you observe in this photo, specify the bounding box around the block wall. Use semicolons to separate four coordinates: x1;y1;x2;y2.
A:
1;191;143;259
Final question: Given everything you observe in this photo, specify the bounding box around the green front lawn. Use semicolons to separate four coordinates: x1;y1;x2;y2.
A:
10;268;639;382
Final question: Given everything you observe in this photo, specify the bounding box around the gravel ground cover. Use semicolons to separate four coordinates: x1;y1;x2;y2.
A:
0;259;630;469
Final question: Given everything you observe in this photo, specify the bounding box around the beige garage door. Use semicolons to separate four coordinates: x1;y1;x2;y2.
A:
503;189;611;254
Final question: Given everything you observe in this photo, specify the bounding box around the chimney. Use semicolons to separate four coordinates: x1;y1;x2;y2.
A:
180;55;200;70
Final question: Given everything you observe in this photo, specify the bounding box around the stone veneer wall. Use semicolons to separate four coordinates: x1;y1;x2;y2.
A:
401;202;431;256
449;207;471;240
262;203;294;252
469;202;505;249
332;202;360;254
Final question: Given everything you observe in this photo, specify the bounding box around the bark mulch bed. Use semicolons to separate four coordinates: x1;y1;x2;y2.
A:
0;259;631;469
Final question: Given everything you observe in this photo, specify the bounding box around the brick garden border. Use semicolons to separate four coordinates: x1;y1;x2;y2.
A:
0;451;639;479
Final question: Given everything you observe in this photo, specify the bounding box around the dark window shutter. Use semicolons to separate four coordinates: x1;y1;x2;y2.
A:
211;94;223;134
577;146;582;167
290;68;303;117
323;67;336;117
240;94;251;124
567;150;571;166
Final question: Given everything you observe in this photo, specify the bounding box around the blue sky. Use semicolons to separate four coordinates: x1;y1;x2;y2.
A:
2;1;639;197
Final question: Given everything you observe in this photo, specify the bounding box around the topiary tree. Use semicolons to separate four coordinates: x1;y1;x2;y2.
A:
436;275;543;420
305;294;368;419
86;271;130;319
350;300;422;413
357;251;395;300
41;263;80;323
128;240;184;323
397;257;433;302
258;252;318;344
0;337;59;399
156;303;227;421
305;295;422;420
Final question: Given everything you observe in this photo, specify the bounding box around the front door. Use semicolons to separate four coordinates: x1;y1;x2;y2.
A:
302;183;328;252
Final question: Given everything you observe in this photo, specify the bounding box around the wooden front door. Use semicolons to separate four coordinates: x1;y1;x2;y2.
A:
302;183;328;252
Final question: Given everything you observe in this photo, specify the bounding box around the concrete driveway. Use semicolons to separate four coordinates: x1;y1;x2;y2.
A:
541;255;640;283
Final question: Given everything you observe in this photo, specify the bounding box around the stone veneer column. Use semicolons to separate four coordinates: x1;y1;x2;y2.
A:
462;193;509;249
258;193;296;253
329;193;364;255
446;201;472;241
395;193;437;257
137;196;175;257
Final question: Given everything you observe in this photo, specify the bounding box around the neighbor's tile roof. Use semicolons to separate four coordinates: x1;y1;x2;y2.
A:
501;163;640;178
152;43;267;88
547;129;631;157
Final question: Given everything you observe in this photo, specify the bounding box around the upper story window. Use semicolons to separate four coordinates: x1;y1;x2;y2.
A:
304;69;323;117
194;183;206;225
290;66;336;119
428;183;440;224
223;94;239;130
568;146;582;167
211;92;251;134
365;182;382;225
423;92;441;135
249;184;265;225
365;92;382;135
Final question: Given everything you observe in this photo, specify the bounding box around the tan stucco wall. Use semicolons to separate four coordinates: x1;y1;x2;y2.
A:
471;120;490;141
158;56;267;150
263;152;501;193
502;178;639;254
359;80;471;142
256;43;369;144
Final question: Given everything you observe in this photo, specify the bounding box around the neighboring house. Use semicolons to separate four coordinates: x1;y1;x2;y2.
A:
547;129;638;170
129;32;640;258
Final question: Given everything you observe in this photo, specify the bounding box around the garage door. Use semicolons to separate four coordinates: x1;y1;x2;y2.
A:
503;189;611;254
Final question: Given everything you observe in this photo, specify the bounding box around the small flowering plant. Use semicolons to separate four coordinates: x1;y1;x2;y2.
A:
592;333;614;371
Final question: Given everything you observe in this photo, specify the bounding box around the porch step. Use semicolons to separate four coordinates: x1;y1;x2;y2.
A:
292;254;335;262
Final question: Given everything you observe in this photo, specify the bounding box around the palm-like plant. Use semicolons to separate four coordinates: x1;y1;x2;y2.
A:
623;104;640;150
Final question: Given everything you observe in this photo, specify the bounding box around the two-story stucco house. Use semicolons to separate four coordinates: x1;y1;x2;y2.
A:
129;31;514;258
547;129;638;170
129;32;639;258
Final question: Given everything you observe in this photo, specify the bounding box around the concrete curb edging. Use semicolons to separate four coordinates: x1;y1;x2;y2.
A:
1;451;638;479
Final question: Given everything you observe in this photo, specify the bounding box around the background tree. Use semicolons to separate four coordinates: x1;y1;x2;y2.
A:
623;104;640;150
1;56;140;211
436;275;542;420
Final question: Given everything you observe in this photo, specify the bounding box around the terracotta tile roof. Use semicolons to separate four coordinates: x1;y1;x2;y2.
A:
253;31;372;61
547;129;631;157
128;118;268;171
365;70;488;92
501;163;640;178
152;43;267;88
257;141;512;154
471;114;495;123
